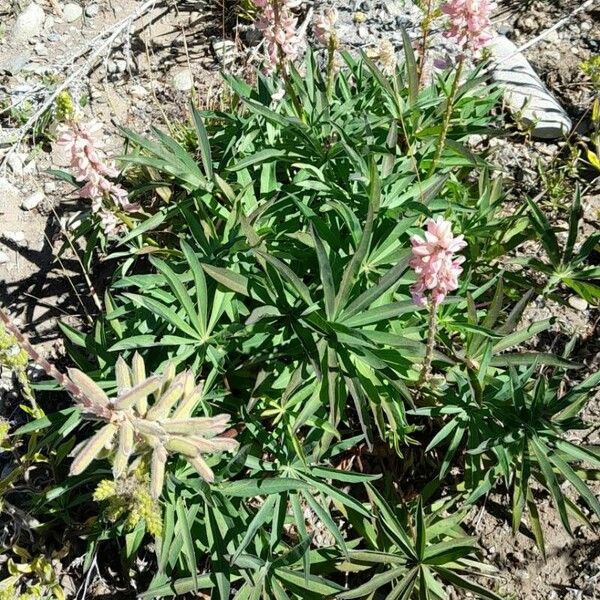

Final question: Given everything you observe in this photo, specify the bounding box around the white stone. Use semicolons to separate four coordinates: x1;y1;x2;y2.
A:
63;3;83;22
22;190;44;210
0;251;9;265
130;84;149;99
171;69;194;92
489;36;572;140
4;231;26;244
34;42;48;56
12;3;45;41
568;296;588;312
85;3;99;17
6;153;24;176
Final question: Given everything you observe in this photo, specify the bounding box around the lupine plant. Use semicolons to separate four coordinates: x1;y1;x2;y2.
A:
1;3;599;600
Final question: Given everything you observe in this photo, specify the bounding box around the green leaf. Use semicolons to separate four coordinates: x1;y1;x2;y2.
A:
435;567;503;600
150;257;203;336
334;160;379;316
123;292;200;340
219;478;311;497
531;438;571;535
181;241;208;334
492;319;553;353
191;103;214;179
229;148;288;172
337;567;407;599
311;226;335;320
526;197;561;266
231;494;278;563
401;27;418;107
201;264;249;296
176;499;198;590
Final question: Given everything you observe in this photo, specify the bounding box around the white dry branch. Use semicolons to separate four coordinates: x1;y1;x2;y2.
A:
0;0;159;172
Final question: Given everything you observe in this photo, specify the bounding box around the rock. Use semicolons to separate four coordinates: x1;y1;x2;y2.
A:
6;154;24;176
107;58;127;74
63;3;83;22
34;42;48;57
489;36;572;140
568;296;588;312
0;53;31;75
44;182;57;194
0;252;9;265
4;231;26;245
12;3;45;40
22;190;44;211
85;3;99;17
171;69;194;92
130;84;149;99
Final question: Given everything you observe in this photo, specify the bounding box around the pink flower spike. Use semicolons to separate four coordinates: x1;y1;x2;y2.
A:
254;0;302;73
57;120;130;234
409;217;467;307
441;0;495;55
313;7;338;47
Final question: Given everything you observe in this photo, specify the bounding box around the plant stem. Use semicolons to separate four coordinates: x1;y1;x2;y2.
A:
428;56;464;176
416;0;434;89
0;307;111;419
326;35;337;100
419;300;438;385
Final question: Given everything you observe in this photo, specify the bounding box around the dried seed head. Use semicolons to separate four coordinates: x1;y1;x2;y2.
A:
115;356;132;394
69;355;237;498
70;423;117;476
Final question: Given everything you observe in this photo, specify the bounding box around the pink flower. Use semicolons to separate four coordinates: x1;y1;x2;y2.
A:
409;217;467;307
57;120;130;234
441;0;494;54
254;0;302;73
313;7;338;47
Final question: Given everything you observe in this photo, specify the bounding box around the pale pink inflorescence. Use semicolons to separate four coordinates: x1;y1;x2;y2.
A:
254;0;302;73
409;217;467;307
313;7;338;47
57;120;131;235
441;0;495;54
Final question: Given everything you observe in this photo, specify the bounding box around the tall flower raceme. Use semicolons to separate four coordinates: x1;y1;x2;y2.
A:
57;120;132;235
313;7;338;47
253;0;302;73
313;7;339;99
410;217;467;384
429;1;495;175
441;0;495;55
410;217;467;307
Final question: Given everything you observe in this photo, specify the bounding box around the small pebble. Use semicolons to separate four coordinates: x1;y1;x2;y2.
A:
171;68;194;92
34;42;48;57
22;190;44;211
85;3;99;17
63;3;83;22
4;231;26;244
6;154;24;176
130;84;149;98
568;296;588;312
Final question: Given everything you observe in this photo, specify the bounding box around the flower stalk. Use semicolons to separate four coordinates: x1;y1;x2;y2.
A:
428;56;464;176
419;299;438;384
416;0;435;88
